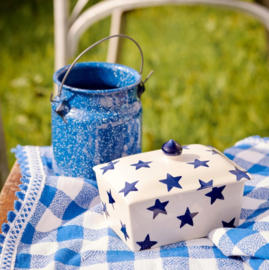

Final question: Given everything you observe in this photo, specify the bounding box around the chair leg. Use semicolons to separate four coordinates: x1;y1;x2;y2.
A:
107;9;125;63
0;107;9;189
53;0;69;95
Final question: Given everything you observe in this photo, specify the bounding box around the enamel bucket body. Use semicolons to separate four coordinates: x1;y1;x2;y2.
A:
52;62;143;179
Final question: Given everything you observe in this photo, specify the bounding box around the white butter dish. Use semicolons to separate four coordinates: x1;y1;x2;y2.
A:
93;140;252;252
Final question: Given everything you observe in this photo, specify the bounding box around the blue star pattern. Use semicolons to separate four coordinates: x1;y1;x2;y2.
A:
102;202;109;218
101;161;119;174
136;234;157;251
147;199;169;219
182;145;189;149
206;149;219;155
222;218;236;228
159;173;182;192
197;180;213;190
107;190;115;208
229;167;251;181
131;160;152;170
120;221;129;241
187;159;209;169
177;207;198;228
119;181;139;197
205;186;226;205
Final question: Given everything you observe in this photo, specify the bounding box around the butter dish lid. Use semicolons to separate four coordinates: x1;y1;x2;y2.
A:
93;140;252;203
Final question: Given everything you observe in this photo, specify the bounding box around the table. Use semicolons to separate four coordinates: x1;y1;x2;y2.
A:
0;162;21;232
0;139;268;269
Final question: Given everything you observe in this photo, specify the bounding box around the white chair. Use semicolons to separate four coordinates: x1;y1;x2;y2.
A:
53;0;269;96
2;0;269;188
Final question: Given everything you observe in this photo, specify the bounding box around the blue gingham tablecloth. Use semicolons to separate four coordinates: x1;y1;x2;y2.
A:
1;136;269;270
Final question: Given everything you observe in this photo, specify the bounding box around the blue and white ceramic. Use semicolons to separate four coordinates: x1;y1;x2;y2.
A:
51;35;153;180
52;62;143;179
93;140;252;251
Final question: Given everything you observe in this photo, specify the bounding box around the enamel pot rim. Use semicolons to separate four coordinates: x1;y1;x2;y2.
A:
53;62;142;95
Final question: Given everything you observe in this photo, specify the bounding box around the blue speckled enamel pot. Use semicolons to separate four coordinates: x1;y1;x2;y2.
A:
52;62;143;180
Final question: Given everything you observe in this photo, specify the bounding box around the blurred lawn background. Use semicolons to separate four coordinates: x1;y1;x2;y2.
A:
0;0;269;169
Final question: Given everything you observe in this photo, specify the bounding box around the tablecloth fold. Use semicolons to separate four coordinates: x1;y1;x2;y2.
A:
0;136;269;270
209;136;269;270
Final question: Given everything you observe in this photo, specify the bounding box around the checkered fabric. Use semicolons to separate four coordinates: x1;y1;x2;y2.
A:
0;136;269;270
209;136;269;270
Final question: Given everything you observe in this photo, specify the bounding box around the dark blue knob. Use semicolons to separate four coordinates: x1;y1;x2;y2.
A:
162;139;182;156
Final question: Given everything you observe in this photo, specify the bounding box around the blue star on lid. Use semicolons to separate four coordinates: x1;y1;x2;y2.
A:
136;234;158;251
205;185;226;205
188;159;209;169
182;145;189;149
177;207;198;228
206;149;219;155
102;202;109;218
159;173;182;192
229;167;251;181
147;199;169;219
131;160;152;170
107;189;115;208
197;179;213;190
119;181;139;197
222;218;236;228
101;161;119;174
120;221;129;241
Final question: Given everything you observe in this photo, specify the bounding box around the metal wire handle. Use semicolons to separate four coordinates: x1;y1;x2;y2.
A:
51;34;153;102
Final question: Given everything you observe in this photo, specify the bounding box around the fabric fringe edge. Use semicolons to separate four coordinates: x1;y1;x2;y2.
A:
0;145;31;255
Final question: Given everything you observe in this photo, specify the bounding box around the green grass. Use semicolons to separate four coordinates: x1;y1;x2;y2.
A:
0;1;269;170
